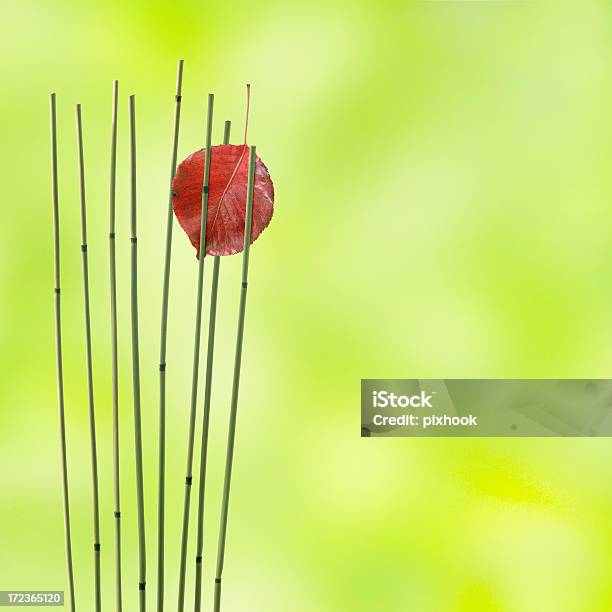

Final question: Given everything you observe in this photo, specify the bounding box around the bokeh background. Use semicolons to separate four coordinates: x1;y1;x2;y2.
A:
3;1;612;610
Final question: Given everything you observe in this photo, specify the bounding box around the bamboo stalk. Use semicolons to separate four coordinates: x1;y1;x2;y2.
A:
108;79;123;612
213;145;257;612
76;103;102;612
129;94;147;612
193;120;232;612
158;59;185;612
177;93;215;612
50;92;76;612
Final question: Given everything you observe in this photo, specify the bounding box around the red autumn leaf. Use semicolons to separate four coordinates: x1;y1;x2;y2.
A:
172;144;274;257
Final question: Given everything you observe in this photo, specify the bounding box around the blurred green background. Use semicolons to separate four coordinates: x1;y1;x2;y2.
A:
3;0;612;610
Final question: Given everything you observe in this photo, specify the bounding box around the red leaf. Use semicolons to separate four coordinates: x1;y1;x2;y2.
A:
172;144;274;257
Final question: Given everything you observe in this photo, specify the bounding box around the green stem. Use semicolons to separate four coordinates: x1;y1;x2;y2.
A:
193;120;232;612
213;145;257;612
76;103;102;612
50;92;76;612
177;93;214;612
158;59;185;612
129;94;147;612
108;79;122;612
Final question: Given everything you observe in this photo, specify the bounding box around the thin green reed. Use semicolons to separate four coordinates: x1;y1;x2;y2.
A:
50;92;76;612
193;119;232;612
213;145;257;612
108;79;122;612
158;59;185;612
76;103;102;612
177;93;215;612
129;94;147;612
